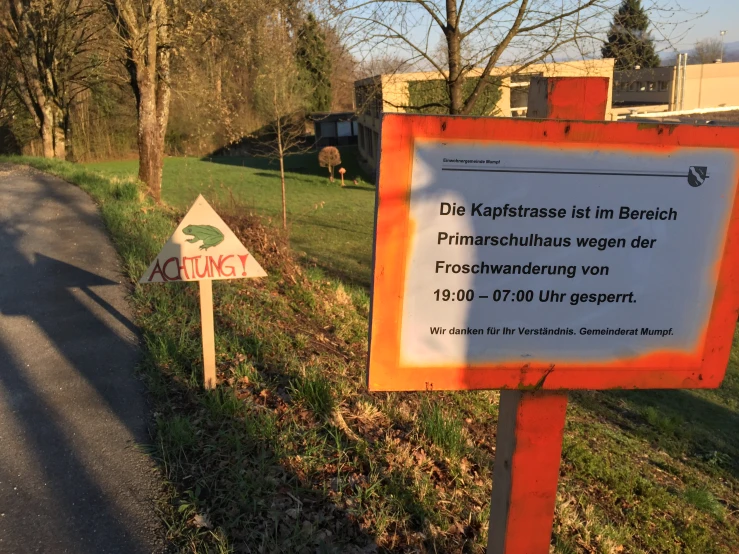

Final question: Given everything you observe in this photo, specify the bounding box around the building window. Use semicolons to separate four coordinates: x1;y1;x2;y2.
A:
373;90;383;116
510;72;543;84
320;121;337;138
358;124;364;149
337;121;352;137
510;87;529;109
637;82;645;91
629;82;637;91
647;82;656;91
659;81;669;91
355;84;382;116
509;73;543;110
355;87;366;114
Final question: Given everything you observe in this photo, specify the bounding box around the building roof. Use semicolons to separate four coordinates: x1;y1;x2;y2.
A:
354;59;615;86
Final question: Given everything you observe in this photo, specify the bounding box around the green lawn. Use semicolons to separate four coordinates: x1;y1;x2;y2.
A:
6;156;739;553
85;146;376;287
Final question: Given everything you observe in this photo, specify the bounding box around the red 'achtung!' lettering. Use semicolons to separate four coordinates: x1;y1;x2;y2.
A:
238;254;249;276
148;254;241;281
214;255;236;277
148;257;182;281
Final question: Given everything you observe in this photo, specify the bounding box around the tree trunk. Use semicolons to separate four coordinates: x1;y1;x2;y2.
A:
279;155;287;230
137;81;163;201
65;105;75;162
41;104;55;158
130;0;171;203
212;39;222;105
277;122;287;230
117;0;171;202
53;130;66;160
53;104;66;160
215;71;222;105
156;2;172;169
447;35;462;114
445;0;462;114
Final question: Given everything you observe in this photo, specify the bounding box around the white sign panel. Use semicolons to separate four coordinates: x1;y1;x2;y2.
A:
141;195;266;283
400;141;737;365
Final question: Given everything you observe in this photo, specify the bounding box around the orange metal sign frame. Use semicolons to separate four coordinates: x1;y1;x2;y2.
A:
368;114;739;391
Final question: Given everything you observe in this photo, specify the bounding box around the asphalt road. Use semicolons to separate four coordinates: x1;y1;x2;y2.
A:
0;165;165;553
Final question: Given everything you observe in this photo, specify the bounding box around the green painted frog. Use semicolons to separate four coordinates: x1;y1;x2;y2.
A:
183;224;224;250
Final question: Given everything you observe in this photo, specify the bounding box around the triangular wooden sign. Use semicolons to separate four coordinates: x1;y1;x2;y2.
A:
140;195;267;283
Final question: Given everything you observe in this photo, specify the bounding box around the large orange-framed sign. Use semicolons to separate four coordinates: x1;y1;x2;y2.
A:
368;114;739;391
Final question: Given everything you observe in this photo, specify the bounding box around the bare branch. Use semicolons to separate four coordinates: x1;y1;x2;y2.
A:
352;15;448;76
460;0;529;114
460;0;519;39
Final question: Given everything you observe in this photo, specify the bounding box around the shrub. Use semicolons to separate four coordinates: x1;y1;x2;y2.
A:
318;146;341;182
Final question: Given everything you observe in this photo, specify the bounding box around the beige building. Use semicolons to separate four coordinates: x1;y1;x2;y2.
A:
612;61;739;112
354;59;616;167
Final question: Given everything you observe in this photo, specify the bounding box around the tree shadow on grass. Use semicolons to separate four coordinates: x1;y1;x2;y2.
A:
203;145;373;184
338;186;375;192
291;240;372;290
143;324;380;553
572;387;739;479
252;171;335;186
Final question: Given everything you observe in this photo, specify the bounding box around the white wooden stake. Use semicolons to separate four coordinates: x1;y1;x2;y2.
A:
199;279;216;389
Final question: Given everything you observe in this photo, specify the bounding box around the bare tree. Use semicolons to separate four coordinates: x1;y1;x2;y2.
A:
336;0;685;115
172;0;265;151
356;55;411;79
254;12;309;230
693;38;723;64
102;0;171;200
323;25;359;110
0;0;103;159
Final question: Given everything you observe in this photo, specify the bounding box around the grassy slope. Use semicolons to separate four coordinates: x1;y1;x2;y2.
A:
85;147;376;288
4;156;738;554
